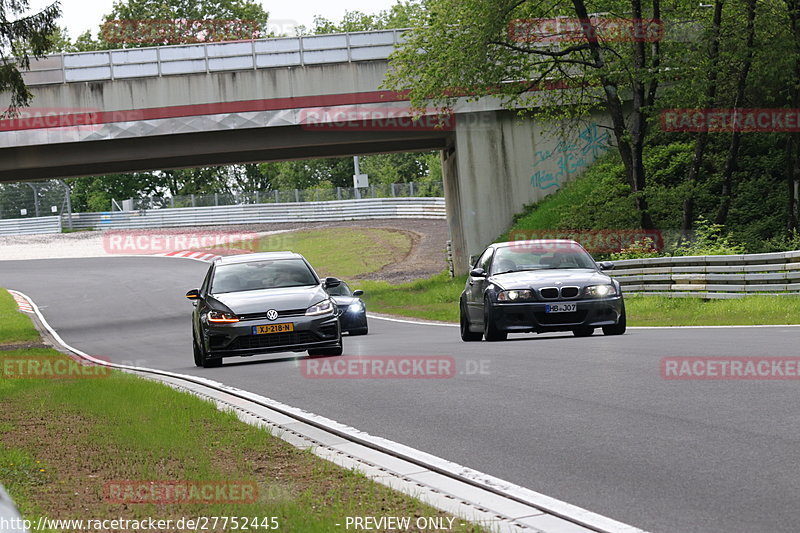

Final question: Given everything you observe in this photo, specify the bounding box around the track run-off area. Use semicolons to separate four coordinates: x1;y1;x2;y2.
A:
1;256;798;533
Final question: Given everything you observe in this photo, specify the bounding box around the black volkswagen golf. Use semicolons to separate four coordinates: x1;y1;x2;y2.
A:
460;240;625;341
186;252;343;367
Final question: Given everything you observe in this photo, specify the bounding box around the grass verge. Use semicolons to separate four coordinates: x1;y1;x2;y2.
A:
0;289;483;532
360;272;800;326
232;227;413;278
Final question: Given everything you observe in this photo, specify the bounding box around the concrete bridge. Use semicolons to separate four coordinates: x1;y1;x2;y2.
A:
0;30;611;272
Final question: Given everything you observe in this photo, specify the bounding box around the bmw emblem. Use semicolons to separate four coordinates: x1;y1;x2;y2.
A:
266;309;279;321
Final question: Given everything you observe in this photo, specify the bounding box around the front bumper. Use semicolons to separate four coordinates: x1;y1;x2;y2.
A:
490;296;624;333
337;305;368;332
202;313;341;357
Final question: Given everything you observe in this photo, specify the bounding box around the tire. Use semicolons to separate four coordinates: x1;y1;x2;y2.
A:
193;335;203;367
572;326;595;337
308;345;344;356
483;297;507;342
460;300;482;341
603;305;627;335
350;326;369;336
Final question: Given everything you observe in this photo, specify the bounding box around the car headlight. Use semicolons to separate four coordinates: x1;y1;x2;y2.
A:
306;299;334;316
497;289;534;302
348;302;364;313
584;284;617;297
206;310;239;324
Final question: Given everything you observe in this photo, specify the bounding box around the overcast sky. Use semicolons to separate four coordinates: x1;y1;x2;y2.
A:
27;0;398;39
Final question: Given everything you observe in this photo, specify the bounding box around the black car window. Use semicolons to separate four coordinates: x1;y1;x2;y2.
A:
211;259;318;293
327;282;352;297
491;244;596;273
478;248;494;273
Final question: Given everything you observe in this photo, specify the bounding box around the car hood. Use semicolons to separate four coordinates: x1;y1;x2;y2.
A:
210;285;328;314
489;269;612;290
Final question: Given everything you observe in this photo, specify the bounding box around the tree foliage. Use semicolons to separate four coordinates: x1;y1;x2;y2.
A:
1;0;61;113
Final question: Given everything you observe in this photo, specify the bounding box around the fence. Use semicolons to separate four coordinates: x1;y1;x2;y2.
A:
67;197;445;231
0;216;61;235
126;181;444;210
611;250;800;298
22;29;405;86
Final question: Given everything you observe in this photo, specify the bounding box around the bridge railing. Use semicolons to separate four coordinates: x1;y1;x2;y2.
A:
611;250;800;298
22;29;405;85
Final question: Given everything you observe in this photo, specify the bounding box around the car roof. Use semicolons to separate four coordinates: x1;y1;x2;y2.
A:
493;239;581;248
215;251;304;265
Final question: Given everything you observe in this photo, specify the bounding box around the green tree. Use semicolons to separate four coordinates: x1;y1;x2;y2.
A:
1;0;61;113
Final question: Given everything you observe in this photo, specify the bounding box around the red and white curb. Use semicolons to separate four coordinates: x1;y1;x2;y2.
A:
155;250;221;262
10;291;33;313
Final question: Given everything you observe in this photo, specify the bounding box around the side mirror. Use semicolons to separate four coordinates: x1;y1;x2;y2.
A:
352;289;364;297
469;268;487;277
324;277;342;288
185;288;200;300
598;261;615;271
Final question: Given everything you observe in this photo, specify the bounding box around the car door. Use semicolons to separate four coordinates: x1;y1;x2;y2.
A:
467;247;494;323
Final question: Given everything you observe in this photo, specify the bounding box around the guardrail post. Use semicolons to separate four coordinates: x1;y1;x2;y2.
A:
409;182;415;196
294;189;300;202
256;191;260;204
191;194;195;207
214;193;219;206
391;183;397;197
274;190;280;203
337;187;342;200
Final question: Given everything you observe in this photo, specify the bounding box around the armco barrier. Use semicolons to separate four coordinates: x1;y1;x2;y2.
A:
64;197;446;231
0;216;61;236
611;250;800;298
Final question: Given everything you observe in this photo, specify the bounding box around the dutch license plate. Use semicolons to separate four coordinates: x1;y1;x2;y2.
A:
545;303;577;313
252;323;294;335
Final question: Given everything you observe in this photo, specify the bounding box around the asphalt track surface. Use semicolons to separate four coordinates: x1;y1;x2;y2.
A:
2;257;799;533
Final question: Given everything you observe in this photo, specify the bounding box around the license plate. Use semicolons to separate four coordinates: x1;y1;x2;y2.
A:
252;323;294;334
546;303;577;313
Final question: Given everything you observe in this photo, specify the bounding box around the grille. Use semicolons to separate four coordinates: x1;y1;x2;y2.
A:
540;288;559;299
228;331;317;350
560;286;580;298
239;308;306;320
534;310;588;325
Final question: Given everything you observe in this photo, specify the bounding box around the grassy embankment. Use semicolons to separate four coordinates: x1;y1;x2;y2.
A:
0;289;482;531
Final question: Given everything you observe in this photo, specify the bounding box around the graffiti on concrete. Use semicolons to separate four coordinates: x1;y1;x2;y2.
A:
531;123;610;191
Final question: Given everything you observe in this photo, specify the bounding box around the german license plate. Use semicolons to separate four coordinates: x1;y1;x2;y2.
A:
545;303;577;313
252;323;294;334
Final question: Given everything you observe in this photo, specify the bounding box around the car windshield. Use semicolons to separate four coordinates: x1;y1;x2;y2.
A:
490;244;597;274
326;282;352;297
211;259;318;293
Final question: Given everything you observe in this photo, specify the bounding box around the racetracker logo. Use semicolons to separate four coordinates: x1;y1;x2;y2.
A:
661;108;800;132
509;18;664;43
661;357;800;380
301;356;456;379
1;355;111;379
103;230;261;254
0;108;102;132
104;480;258;504
508;229;664;254
299;107;455;131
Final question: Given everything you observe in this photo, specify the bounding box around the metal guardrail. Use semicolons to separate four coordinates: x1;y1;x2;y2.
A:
66;197;445;231
0;484;27;533
22;29;405;85
611;250;800;298
0;216;61;235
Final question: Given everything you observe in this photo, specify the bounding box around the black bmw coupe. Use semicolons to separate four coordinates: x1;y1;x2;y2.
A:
460;240;626;341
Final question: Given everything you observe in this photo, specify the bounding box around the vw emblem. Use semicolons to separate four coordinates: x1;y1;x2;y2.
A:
266;309;279;321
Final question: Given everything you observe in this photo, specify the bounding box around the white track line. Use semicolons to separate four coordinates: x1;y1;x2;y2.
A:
9;289;648;533
367;313;800;329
